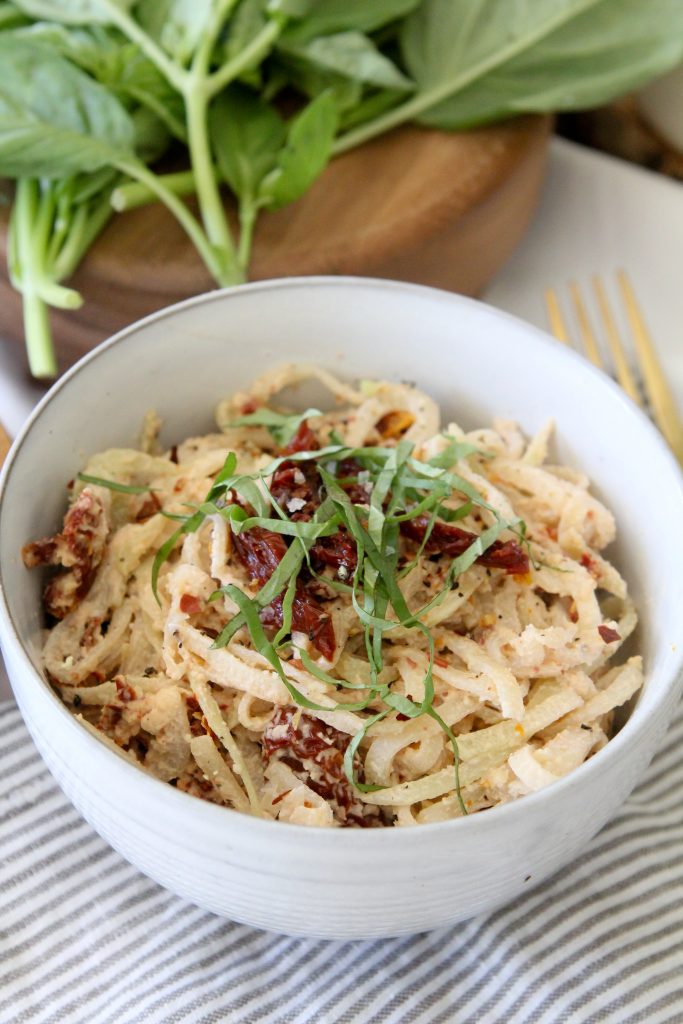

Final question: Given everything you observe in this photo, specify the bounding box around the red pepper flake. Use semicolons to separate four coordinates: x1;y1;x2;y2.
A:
179;593;203;616
598;624;621;644
434;655;449;669
396;712;409;722
114;677;136;703
272;789;292;806
272;786;294;802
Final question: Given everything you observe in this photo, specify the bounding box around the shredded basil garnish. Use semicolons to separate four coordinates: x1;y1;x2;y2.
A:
77;472;156;495
152;430;529;813
227;407;323;446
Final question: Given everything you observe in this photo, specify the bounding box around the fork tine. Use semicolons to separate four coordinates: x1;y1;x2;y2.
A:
592;276;642;408
544;288;571;344
569;282;603;368
618;270;683;463
0;421;10;469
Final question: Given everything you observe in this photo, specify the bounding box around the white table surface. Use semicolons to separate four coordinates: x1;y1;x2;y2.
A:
1;136;681;702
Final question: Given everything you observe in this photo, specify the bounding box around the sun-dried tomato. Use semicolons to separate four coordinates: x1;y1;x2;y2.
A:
310;528;357;575
233;525;287;586
233;526;336;659
336;457;371;506
269;420;322;521
22;487;109;619
262;707;381;827
401;515;529;575
270;461;320;522
284;419;319;455
481;538;530;575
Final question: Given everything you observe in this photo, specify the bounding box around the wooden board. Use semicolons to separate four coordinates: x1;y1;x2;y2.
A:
0;115;551;376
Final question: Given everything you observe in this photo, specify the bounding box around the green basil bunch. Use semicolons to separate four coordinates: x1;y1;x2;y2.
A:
1;0;682;377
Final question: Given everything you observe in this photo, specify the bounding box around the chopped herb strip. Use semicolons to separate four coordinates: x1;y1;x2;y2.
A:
227;407;323;446
151;419;530;808
77;472;156;495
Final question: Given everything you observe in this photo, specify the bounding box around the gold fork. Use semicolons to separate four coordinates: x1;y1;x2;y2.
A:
545;269;683;465
0;420;11;469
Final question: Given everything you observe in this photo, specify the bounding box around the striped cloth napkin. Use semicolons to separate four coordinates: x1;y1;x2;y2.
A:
2;694;683;1024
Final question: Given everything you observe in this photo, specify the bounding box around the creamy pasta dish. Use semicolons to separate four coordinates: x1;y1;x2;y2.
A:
23;365;642;827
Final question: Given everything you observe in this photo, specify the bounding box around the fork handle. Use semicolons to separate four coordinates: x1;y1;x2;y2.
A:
0;423;11;469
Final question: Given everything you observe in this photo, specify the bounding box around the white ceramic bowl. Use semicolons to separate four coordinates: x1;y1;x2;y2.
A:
1;278;682;940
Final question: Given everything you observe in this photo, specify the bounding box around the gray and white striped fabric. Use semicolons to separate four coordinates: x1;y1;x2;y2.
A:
2;695;683;1024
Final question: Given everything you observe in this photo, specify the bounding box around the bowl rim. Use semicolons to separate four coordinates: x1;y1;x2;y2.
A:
2;274;683;845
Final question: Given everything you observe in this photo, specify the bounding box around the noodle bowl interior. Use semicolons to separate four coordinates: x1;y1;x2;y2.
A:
22;365;642;828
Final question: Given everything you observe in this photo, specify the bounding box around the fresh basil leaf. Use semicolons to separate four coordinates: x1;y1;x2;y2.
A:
282;0;421;41
278;30;414;91
96;42;187;140
223;0;271;85
0;37;136;178
338;87;403;130
266;0;308;17
400;0;683;129
135;0;211;64
68;166;119;205
0;4;29;29
8;20;184;143
10;22;114;71
9;20;184;141
131;106;170;164
427;0;683;128
12;0;134;24
271;49;364;110
258;90;337;210
209;87;286;204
